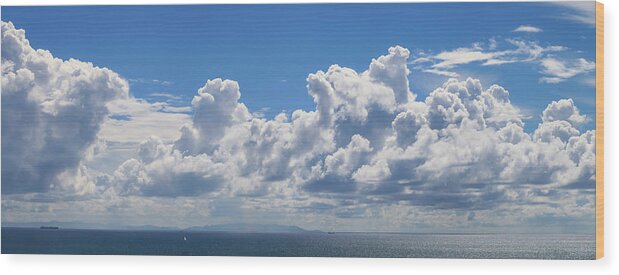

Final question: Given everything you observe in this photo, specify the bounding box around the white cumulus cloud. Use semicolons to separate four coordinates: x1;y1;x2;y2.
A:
1;21;129;195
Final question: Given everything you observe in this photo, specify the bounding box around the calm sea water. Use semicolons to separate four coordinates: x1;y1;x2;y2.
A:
1;227;595;259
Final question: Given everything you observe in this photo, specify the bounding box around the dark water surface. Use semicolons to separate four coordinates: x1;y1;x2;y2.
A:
1;227;595;259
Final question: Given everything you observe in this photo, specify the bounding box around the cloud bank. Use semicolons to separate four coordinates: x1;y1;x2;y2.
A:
1;21;596;232
106;48;595;212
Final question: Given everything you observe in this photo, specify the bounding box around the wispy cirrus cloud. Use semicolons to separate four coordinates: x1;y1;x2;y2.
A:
150;92;182;100
412;35;594;84
427;46;497;69
128;78;173;86
552;1;596;26
412;38;566;78
539;57;595;83
420;68;460;78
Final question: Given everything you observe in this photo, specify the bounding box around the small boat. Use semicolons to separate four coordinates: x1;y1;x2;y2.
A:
327;231;335;234
183;235;187;241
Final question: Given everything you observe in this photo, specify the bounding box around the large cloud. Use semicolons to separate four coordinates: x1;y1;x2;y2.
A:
107;46;420;197
1;21;129;195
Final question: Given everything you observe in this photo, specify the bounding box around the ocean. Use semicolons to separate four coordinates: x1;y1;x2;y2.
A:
0;227;595;259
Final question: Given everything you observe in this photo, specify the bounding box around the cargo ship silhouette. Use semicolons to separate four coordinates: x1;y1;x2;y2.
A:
40;226;59;230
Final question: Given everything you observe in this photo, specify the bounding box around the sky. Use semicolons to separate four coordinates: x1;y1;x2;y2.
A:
1;2;597;233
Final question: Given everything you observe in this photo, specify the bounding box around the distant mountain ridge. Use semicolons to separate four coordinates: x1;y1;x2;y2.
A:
186;223;322;233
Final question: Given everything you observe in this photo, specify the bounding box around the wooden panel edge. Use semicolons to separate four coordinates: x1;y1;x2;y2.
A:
595;1;604;260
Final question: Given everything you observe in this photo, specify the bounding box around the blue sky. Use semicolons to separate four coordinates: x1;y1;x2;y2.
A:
1;2;598;233
2;2;596;131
